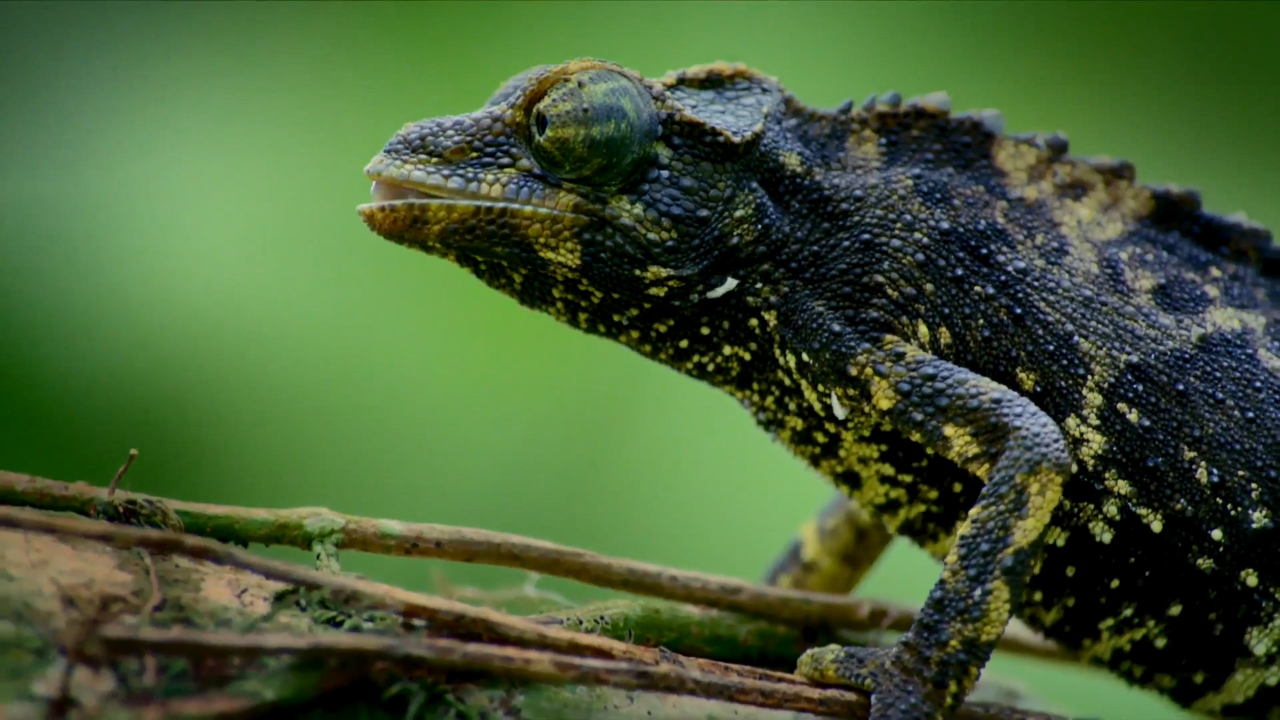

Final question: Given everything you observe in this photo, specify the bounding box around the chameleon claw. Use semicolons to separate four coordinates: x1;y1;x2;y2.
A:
798;644;942;720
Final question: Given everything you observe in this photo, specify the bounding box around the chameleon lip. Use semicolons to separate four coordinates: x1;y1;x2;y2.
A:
360;177;491;207
369;179;430;203
358;176;581;219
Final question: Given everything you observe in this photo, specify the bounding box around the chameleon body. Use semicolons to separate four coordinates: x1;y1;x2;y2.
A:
358;59;1280;718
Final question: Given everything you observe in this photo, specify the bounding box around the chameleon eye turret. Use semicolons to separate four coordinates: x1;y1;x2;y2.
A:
525;68;658;186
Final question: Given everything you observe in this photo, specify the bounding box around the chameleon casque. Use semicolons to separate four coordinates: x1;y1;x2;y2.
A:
357;59;1280;718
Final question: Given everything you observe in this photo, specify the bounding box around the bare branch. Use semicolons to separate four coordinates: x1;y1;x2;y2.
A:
0;506;701;665
95;625;1063;720
0;470;1070;664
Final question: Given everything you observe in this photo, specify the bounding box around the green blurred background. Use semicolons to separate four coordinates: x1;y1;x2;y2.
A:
2;2;1277;717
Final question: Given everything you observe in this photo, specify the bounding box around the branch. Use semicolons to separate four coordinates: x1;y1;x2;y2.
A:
535;599;886;673
96;625;870;718
0;505;639;662
94;625;1060;720
0;470;1070;664
2;506;1063;719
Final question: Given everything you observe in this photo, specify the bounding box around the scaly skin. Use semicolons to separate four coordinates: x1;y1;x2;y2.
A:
358;59;1280;718
762;492;892;597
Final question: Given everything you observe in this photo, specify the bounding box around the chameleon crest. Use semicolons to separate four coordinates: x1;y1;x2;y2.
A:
360;59;1280;719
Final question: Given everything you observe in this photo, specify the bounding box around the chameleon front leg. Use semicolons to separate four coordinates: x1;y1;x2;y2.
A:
796;338;1072;720
763;492;892;595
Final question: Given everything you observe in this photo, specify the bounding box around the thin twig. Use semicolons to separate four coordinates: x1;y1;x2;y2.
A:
0;471;1071;663
107;449;138;498
431;568;573;610
94;625;1064;720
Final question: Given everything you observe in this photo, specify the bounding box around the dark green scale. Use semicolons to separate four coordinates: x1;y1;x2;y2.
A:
359;59;1280;719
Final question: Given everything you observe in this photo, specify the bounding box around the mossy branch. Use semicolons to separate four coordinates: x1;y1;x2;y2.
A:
0;470;1068;664
95;624;875;718
0;467;1075;719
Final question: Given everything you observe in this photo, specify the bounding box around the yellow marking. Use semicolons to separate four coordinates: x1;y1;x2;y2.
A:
940;422;994;480
1015;368;1037;393
1088;517;1114;545
1102;469;1133;497
1043;525;1070;547
865;373;901;414
1116;402;1140;425
1082;614;1164;664
1196;461;1210;485
1260;346;1280;376
934;326;953;352
844;127;882;170
526;220;584;268
915;320;931;346
795;645;855;687
1192;612;1280;713
958;576;1013;647
1202;305;1270;337
1010;466;1063;548
1061;366;1109;470
921;531;957;562
1252;509;1272;529
639;265;675;281
990;138;1160;353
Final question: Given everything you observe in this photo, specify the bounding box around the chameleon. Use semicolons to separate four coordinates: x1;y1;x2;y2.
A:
357;59;1280;719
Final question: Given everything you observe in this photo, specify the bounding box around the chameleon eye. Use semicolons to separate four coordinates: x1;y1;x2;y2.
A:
528;69;658;186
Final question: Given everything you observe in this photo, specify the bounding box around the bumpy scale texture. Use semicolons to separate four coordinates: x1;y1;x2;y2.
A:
358;59;1280;719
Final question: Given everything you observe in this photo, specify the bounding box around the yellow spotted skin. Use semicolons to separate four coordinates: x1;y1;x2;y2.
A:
763;492;893;595
358;59;1280;719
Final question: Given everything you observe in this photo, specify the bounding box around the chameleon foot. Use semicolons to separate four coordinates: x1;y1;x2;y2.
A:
797;644;941;720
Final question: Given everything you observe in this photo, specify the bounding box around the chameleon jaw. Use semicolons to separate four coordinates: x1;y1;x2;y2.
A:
358;174;584;220
357;173;595;268
367;179;434;204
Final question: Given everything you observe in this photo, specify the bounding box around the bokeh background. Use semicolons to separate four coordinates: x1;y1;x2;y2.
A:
2;2;1277;717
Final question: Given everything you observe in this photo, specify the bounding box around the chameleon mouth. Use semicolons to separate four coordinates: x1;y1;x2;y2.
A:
357;175;582;220
368;179;434;204
357;169;595;264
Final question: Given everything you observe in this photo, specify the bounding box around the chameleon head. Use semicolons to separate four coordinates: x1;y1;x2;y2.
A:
357;58;791;340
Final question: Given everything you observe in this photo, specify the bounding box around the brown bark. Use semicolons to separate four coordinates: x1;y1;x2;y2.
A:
0;471;1067;719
